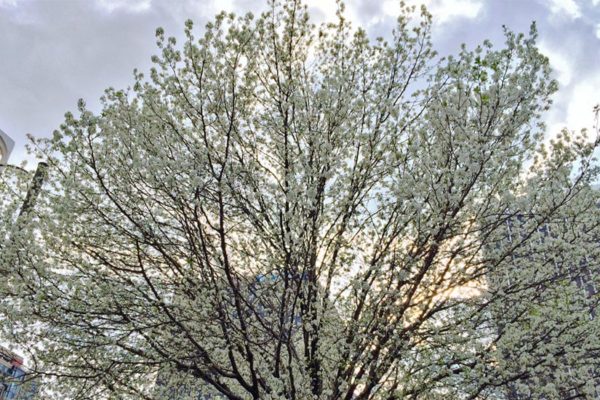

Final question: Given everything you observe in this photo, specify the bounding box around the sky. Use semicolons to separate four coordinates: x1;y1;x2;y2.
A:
1;0;600;168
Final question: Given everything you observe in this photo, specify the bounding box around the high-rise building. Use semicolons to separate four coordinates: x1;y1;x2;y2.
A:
0;129;14;165
490;215;600;399
0;346;37;400
153;272;314;399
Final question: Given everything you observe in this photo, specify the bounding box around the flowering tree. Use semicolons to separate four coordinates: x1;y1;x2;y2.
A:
2;1;600;399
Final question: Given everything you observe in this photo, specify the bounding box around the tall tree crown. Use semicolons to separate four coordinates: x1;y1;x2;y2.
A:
1;1;600;399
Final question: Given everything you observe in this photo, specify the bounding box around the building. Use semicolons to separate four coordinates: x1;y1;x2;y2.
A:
0;129;14;165
0;131;39;399
489;214;600;399
153;272;298;399
153;271;324;399
0;346;37;400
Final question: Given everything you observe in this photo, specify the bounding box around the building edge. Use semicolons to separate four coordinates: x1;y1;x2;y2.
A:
0;129;15;165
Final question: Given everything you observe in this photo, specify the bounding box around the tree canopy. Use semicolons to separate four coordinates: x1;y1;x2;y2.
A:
1;1;600;399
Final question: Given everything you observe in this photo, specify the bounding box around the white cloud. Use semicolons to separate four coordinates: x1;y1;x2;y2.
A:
563;75;600;131
547;73;600;142
305;0;338;22
540;39;600;141
595;23;600;40
95;0;152;14
547;0;581;20
207;0;234;13
305;0;360;26
381;0;483;25
538;41;573;86
0;0;18;7
380;0;402;17
430;0;483;24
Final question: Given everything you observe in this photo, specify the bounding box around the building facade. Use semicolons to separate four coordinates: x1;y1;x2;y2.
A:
0;129;14;165
491;215;600;399
153;272;312;399
0;346;36;400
